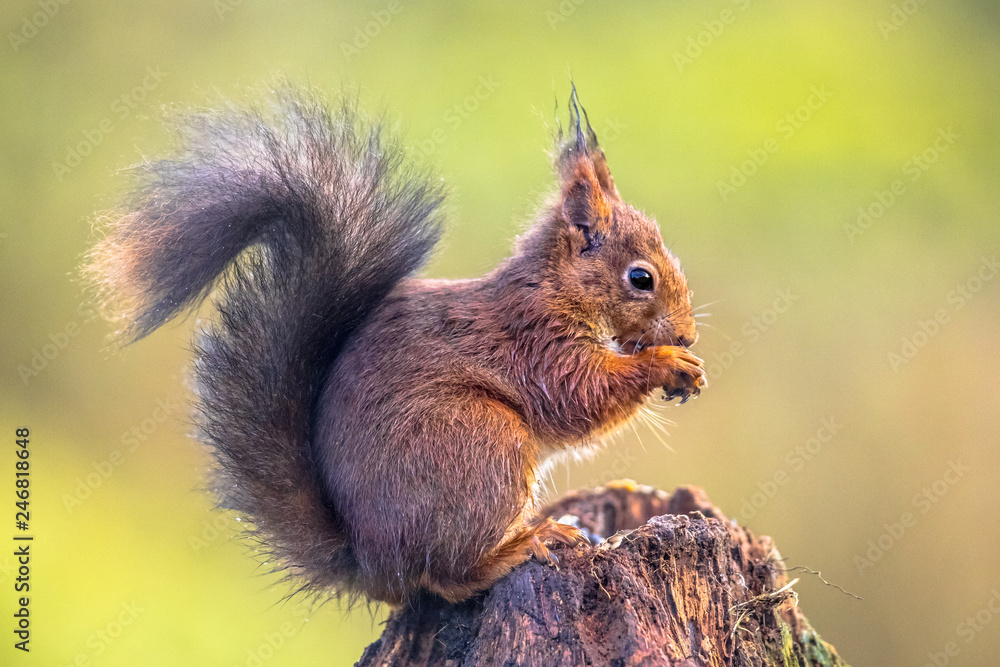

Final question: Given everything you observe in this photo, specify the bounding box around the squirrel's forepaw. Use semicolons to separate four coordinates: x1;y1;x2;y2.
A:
661;347;706;405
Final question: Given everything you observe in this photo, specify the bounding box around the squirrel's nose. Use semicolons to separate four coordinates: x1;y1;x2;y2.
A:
677;330;698;348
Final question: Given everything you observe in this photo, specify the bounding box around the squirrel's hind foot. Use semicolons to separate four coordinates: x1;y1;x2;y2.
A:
425;517;587;603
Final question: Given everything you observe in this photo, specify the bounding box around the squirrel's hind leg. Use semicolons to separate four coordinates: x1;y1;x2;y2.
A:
425;517;586;603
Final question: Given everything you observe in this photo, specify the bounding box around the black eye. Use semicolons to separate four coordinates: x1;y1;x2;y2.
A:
628;267;654;291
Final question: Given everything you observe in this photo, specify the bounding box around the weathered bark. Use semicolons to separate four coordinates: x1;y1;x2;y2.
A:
357;483;849;666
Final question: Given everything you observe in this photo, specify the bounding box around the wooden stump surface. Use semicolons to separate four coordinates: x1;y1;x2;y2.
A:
357;483;850;667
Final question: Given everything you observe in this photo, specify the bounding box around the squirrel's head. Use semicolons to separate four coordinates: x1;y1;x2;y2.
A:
533;89;697;354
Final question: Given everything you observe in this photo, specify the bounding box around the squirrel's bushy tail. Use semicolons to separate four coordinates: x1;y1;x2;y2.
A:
86;86;444;595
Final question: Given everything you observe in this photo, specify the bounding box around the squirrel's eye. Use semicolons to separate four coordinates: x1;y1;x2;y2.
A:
628;267;654;291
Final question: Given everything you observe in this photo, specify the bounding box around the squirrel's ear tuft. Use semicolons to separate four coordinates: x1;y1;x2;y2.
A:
555;85;620;203
555;86;618;246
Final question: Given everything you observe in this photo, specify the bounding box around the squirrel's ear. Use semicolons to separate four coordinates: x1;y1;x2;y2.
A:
555;87;619;246
558;157;611;238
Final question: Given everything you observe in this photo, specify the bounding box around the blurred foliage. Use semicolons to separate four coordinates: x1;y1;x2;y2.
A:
1;0;999;664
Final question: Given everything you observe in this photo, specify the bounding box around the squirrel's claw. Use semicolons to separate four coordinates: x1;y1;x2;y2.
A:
664;386;697;404
528;536;561;568
527;517;588;568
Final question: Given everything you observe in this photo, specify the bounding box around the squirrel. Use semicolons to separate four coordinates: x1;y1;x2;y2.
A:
85;84;705;605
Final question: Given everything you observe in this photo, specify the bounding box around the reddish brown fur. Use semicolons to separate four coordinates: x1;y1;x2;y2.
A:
315;138;704;603
89;87;704;606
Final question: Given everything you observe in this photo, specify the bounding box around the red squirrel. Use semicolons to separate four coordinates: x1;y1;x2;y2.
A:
86;85;705;605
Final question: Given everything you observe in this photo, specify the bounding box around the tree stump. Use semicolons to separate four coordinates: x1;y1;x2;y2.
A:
357;482;850;666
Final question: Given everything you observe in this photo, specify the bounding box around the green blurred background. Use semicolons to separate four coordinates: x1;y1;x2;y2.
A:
2;0;999;664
